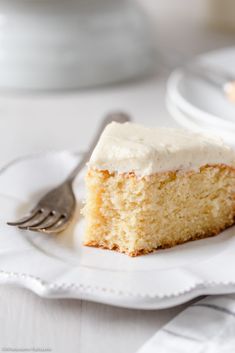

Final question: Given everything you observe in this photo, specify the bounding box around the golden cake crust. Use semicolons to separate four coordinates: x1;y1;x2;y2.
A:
82;164;235;256
84;224;234;257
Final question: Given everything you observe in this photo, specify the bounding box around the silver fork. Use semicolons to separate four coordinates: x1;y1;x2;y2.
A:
7;112;131;234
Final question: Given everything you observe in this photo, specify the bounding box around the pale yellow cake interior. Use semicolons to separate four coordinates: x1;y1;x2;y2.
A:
82;165;235;256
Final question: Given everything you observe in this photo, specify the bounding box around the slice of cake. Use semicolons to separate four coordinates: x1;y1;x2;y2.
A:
82;122;235;256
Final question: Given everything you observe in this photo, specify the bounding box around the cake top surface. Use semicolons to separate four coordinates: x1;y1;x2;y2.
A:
88;122;235;175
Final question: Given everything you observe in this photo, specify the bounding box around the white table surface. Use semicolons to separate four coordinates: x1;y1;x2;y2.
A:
0;1;235;352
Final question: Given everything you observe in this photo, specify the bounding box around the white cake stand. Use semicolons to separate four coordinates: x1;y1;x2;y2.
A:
0;0;155;91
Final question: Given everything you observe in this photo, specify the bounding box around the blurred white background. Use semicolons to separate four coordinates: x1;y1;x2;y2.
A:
1;0;235;166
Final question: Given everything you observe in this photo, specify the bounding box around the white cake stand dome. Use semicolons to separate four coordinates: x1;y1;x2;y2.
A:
0;0;155;91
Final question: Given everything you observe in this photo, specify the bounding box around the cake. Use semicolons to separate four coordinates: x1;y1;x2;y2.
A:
82;122;235;256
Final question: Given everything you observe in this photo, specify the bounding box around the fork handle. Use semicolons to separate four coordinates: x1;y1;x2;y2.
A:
66;111;131;183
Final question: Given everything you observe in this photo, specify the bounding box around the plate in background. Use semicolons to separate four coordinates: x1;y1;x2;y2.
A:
166;96;235;146
166;47;235;137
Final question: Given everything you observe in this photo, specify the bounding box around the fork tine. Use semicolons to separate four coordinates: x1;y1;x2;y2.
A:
41;215;69;233
7;208;41;226
18;210;50;229
28;213;61;231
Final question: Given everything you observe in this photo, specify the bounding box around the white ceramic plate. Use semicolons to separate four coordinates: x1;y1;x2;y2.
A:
1;151;235;310
166;47;235;133
166;96;235;146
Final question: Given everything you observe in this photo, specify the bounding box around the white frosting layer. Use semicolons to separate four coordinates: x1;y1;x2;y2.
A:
88;122;235;176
